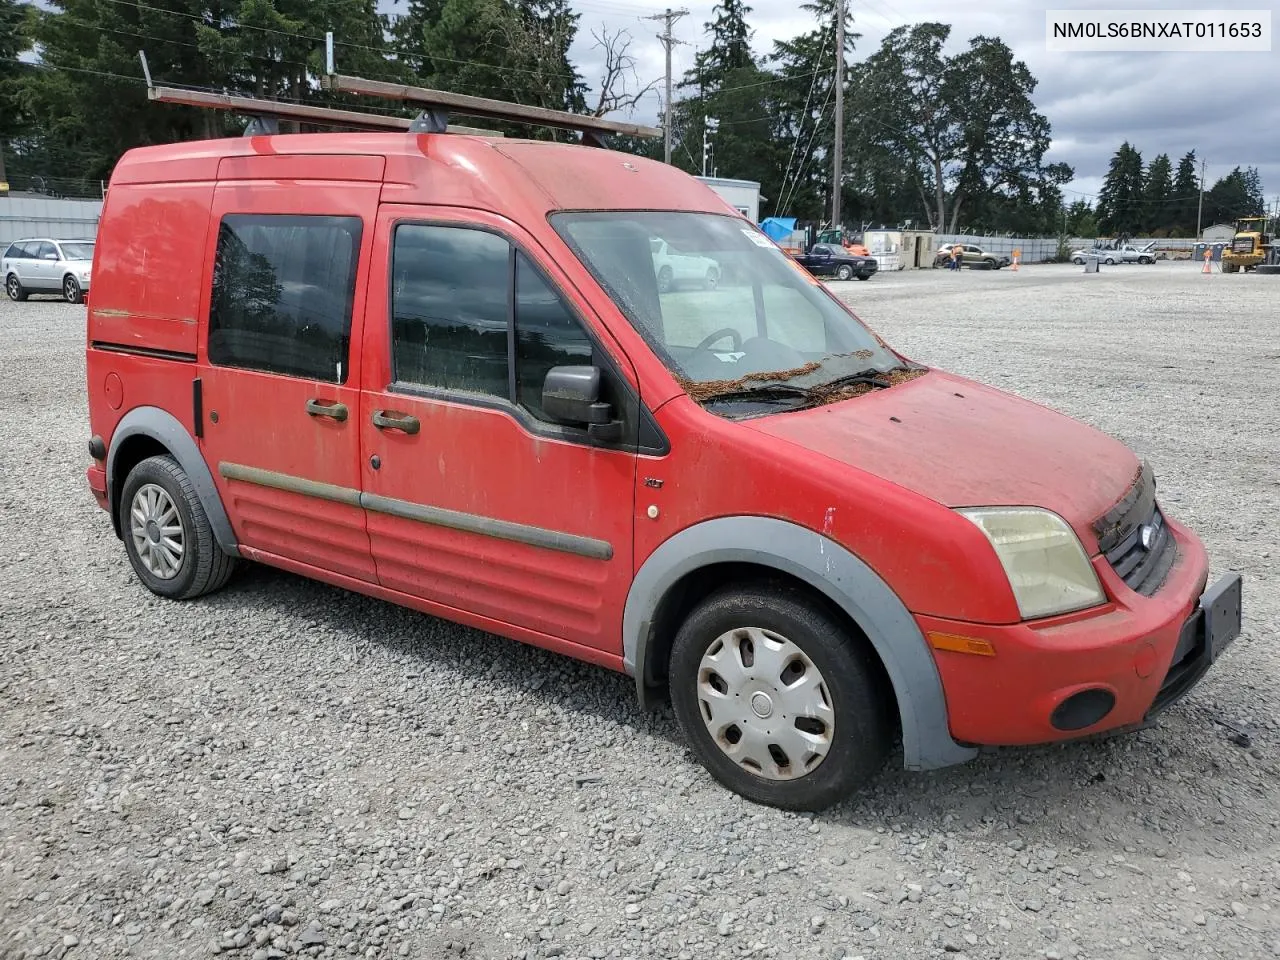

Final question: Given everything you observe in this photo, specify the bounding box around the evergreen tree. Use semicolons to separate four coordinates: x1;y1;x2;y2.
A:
1172;151;1200;234
0;0;34;184
1205;166;1266;225
1142;153;1172;234
1096;142;1144;235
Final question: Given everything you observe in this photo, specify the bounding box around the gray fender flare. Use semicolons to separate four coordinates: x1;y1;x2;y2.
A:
623;516;977;772
106;406;240;557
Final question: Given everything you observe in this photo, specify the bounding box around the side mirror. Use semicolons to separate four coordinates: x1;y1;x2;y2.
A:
542;365;622;442
44;252;58;261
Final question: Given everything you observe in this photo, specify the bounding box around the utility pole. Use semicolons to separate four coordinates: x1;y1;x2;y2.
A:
1196;158;1206;239
831;0;846;230
646;8;689;166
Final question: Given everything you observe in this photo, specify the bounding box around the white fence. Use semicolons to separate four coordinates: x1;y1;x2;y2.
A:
0;196;103;246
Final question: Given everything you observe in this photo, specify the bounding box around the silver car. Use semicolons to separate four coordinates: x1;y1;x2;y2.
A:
3;237;95;303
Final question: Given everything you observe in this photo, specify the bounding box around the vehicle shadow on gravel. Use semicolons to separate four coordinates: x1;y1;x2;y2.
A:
220;562;1263;847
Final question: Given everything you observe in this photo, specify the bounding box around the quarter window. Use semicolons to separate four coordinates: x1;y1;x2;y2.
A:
390;224;511;398
208;214;362;383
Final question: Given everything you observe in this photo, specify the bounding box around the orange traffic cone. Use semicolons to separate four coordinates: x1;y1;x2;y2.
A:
1202;249;1212;274
1011;255;1020;272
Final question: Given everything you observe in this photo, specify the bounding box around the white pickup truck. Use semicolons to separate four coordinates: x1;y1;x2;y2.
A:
1071;242;1156;265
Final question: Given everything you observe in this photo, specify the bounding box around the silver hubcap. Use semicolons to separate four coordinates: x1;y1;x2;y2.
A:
697;627;835;781
6;278;16;297
64;278;75;298
129;483;185;579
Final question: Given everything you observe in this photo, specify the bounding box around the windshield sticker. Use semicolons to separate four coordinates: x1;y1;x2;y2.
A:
740;228;776;249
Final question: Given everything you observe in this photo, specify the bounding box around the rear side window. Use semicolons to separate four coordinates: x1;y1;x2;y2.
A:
208;214;362;383
3;243;21;259
390;224;511;397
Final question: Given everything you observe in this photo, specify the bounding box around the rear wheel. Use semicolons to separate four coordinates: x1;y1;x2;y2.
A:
704;266;720;290
5;273;26;301
63;275;83;304
1104;257;1116;265
119;455;236;600
657;266;674;294
668;584;891;811
835;263;854;281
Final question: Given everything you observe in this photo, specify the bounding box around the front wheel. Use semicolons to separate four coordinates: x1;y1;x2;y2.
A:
119;455;236;600
1139;257;1153;264
63;275;83;304
668;585;891;811
835;263;854;281
5;273;26;301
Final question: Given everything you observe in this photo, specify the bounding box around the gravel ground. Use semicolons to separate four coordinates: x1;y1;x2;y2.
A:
2;261;1278;960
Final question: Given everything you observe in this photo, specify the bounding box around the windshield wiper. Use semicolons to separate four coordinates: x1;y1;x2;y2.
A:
698;383;819;406
817;369;894;391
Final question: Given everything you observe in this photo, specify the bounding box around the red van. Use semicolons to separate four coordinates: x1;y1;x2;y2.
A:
84;129;1242;811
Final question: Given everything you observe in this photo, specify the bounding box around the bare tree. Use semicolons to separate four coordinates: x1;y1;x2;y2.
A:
590;26;660;118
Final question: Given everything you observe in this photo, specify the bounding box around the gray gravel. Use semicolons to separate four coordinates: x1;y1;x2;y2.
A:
2;262;1278;960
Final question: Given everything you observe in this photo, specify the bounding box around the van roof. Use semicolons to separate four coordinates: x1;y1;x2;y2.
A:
109;132;734;218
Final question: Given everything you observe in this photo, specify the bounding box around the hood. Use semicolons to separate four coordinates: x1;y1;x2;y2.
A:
748;370;1139;549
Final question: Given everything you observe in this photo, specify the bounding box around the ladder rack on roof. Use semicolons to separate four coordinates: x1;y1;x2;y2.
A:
140;51;661;147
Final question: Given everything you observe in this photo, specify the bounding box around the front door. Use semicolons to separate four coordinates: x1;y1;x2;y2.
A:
196;179;381;582
29;241;60;289
358;206;639;660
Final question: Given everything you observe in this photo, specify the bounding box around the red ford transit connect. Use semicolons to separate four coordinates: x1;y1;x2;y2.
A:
85;130;1242;811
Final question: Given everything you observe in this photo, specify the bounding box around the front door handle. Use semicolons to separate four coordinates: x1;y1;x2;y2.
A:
306;398;349;422
372;409;421;435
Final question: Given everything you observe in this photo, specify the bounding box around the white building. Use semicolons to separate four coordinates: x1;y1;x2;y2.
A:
1201;223;1236;242
695;176;761;223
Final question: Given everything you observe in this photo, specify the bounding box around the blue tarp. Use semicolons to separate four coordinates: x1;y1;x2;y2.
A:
759;217;797;242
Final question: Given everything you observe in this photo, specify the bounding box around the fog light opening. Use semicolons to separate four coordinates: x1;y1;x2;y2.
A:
1050;688;1116;732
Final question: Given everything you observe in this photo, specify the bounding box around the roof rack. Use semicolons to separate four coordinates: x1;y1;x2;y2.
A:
319;74;662;147
140;50;660;147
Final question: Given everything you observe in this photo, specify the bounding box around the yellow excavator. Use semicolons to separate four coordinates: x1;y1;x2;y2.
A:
1221;216;1279;273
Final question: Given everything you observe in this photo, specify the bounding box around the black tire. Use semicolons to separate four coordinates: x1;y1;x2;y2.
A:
1256;264;1280;275
1139;257;1153;264
704;266;719;290
854;273;871;280
119;455;236;600
5;273;27;302
657;266;674;294
668;584;891;811
62;274;83;304
835;263;854;281
1104;257;1116;265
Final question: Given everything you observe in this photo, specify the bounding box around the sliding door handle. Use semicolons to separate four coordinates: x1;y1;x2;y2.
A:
372;409;421;435
305;398;348;422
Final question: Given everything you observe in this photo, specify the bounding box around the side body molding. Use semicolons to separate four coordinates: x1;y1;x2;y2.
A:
623;516;978;772
106;406;240;557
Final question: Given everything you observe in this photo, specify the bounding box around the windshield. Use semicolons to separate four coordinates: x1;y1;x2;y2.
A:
59;242;94;261
550;212;905;404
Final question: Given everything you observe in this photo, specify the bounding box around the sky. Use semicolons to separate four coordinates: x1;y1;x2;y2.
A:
382;0;1279;216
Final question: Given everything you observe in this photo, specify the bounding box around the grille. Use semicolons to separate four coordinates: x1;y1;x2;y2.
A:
1093;462;1177;597
1232;238;1255;253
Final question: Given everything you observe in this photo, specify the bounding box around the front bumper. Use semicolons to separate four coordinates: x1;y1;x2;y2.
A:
919;518;1243;746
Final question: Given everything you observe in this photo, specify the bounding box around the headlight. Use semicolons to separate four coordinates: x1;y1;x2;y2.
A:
958;507;1105;620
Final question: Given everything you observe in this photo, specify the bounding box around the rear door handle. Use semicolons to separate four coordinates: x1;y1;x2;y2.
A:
305;398;348;422
372;409;421;435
